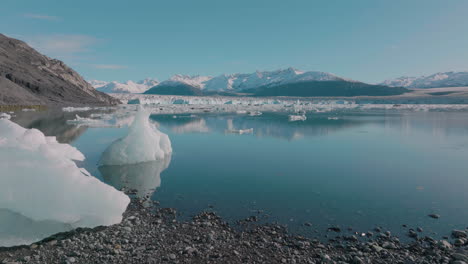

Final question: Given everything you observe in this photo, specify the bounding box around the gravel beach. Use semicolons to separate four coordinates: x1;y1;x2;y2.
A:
1;199;467;264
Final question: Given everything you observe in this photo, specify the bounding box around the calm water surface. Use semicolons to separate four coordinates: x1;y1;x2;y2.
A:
4;110;468;244
71;111;468;239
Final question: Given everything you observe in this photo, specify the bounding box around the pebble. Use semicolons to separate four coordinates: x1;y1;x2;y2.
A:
452;230;468;238
438;240;453;249
0;201;465;264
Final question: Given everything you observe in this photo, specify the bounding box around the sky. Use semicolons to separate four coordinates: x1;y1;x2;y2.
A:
1;0;468;83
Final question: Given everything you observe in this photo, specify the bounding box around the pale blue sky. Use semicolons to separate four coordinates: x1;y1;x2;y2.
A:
1;0;468;83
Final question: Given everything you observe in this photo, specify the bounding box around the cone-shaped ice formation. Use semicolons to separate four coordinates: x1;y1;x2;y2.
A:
99;107;172;165
0;119;130;230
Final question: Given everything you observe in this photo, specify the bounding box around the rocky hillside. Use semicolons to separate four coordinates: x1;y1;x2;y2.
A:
0;34;120;106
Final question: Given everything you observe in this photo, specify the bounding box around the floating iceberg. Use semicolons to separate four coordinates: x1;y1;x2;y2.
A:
288;115;307;121
99;107;172;165
0;119;130;234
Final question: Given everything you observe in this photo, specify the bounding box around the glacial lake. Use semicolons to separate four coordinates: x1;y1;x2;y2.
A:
4;108;468;244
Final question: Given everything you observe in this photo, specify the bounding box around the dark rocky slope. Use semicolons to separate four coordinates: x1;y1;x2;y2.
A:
144;84;203;96
244;80;410;97
0;34;120;106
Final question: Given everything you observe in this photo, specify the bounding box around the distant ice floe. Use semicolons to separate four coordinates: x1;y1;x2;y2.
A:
0;119;130;246
99;107;172;165
62;106;115;112
67;112;135;128
288;115;307;122
63;95;468;129
226;128;254;134
62;106;92;112
248;111;262;116
110;94;468;114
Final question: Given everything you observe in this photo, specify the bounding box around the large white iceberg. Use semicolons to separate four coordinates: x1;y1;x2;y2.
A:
0;119;130;230
99;107;172;165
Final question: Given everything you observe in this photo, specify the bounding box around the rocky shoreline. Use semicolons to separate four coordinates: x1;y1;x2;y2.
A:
0;200;467;264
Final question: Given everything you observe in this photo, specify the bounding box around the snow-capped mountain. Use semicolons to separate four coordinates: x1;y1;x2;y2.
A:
158;75;212;89
90;78;159;93
382;71;468;88
150;68;345;92
144;68;405;97
88;80;109;89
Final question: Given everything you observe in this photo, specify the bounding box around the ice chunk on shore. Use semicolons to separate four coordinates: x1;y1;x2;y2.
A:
0;112;11;119
0;119;130;228
99;107;172;165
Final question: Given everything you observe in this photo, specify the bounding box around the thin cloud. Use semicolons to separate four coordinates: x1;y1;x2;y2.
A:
23;13;60;21
93;64;127;70
25;34;99;57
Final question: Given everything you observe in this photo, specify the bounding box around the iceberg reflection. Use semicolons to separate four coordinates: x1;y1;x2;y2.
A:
99;154;172;201
0;209;72;247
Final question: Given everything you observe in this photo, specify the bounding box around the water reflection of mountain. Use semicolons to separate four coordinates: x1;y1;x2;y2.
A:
99;154;172;201
152;113;376;140
150;114;210;134
11;110;88;143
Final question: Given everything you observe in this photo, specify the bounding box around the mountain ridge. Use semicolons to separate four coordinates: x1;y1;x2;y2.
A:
90;78;159;94
142;68;407;97
381;71;468;88
0;34;120;106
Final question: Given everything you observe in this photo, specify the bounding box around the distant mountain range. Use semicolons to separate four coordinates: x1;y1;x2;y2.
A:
89;79;159;94
90;68;408;97
0;34;119;106
381;71;468;88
